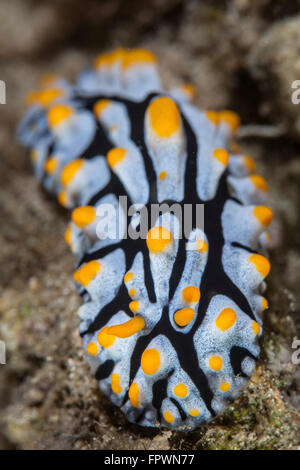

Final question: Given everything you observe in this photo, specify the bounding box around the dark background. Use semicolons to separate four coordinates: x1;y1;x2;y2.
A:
0;0;299;450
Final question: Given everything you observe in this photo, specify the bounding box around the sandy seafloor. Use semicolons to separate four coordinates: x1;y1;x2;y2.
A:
0;0;299;449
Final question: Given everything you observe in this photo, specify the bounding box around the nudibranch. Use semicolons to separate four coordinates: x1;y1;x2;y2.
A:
18;48;272;430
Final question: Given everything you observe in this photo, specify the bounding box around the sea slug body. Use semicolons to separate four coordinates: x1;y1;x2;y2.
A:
18;48;272;430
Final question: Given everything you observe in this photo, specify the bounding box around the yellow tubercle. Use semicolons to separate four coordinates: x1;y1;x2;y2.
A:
174;308;195;327
61;159;84;186
107;148;127;168
220;382;231;392
209;355;223;371
181;83;197;99
93;99;111;116
122;49;157;69
141;348;160;375
97;327;116;348
146;226;173;253
124;272;134;283
196;240;208;252
129;289;136;298
213;148;229;166
253;206;273;226
44;157;58;174
252;321;261;336
262;297;269;311
128;382;140;408
25;91;38;106
58;191;67;207
148;96;180;138
129;301;139;313
250;175;268;192
163;411;174;424
111;374;122;394
47;104;74;127
73;260;101;287
64;225;71;245
219;110;241;132
95;48;157;71
249;253;271;277
94;48;126;69
173;383;188;398
182;286;201;304
159;171;168;180
206;110;220;126
243;155;256;173
215;308;237;331
86;342;98;356
72;205;96;228
107;316;145;338
27;88;64;107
